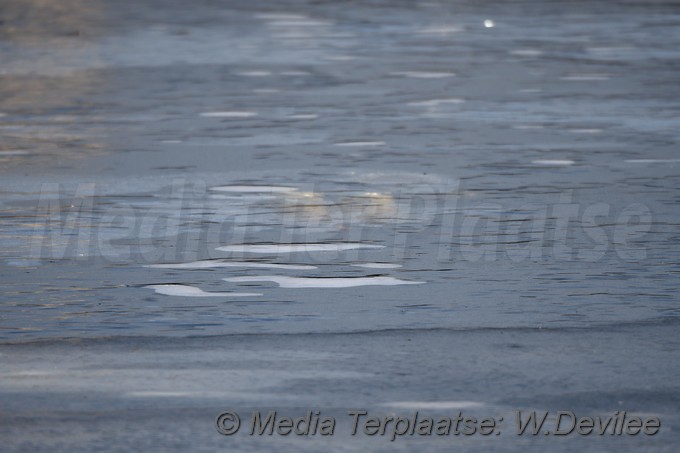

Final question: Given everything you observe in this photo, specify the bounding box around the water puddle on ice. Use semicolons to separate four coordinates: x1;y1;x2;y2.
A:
144;284;262;297
224;276;424;288
145;260;316;270
216;243;385;254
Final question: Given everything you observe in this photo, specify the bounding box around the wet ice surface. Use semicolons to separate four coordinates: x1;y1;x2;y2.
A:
1;0;680;451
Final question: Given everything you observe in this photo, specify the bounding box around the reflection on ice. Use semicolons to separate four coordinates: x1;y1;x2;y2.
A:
217;243;385;254
145;260;316;270
144;284;262;297
224;275;424;288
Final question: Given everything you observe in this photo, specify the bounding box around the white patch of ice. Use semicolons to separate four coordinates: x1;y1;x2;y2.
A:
224;275;424;288
144;284;261;297
145;260;317;270
216;243;385;254
351;263;402;269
